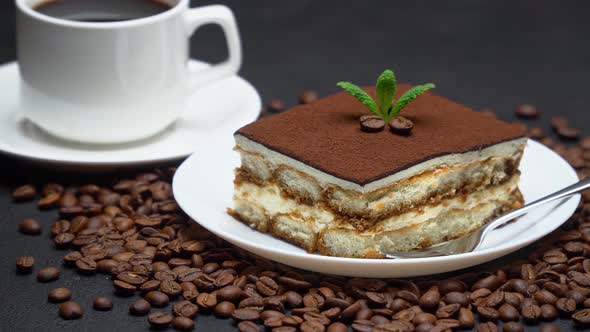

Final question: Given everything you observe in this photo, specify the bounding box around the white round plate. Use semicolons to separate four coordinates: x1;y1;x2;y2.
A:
173;139;579;278
0;61;260;166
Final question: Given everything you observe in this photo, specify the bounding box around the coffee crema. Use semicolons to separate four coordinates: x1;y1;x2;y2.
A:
33;0;173;22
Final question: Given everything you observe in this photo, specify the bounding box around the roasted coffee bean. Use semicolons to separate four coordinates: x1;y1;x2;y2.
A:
458;307;475;328
160;279;182;298
217;285;242;302
419;286;440;309
267;99;286;113
53;232;75;247
498;303;519;322
173;300;199;318
38;192;61;209
16;256;34;274
238;321;261;332
37;266;60;282
541;304;558;321
129;299;151;316
232;308;261;321
388;116;413;135
535;290;559;305
257;277;279;296
214;301;235;318
299;90;319;104
573;308;590;324
148;311;173;329
521;302;542;322
360;118;385;133
443;291;468;306
284;291;303;307
326;322;347;332
515;104;539;118
282;315;303;326
59;301;83;320
19;218;41;235
539;325;561;332
304;311;331;325
113;280;136;295
473;275;501;291
93;297;112;311
277;276;313;290
97;259;118;274
144;291;169;307
436;318;460;330
556;297;577;315
265;316;283;329
477;322;499;332
503;322;524;332
51;220;71;235
171;316;194;331
196;293;217;310
436;303;460;319
478;306;500;321
75;257;97;273
351;319;374;332
12;185;36;201
48;287;72;303
117;271;148;285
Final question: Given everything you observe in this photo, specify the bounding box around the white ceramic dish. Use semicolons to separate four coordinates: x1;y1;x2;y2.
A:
173;139;579;278
0;61;260;166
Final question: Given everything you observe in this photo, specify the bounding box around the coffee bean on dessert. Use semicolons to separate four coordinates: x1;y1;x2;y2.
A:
388;116;414;135
148;311;173;329
144;290;169;307
360;118;385;133
129;299;151;316
59;301;83;320
12;184;37;201
299;90;319;104
515;104;539;119
16;256;34;274
238;321;261;332
19;218;41;235
93;297;112;311
48;287;72;303
172;316;195;331
37;266;60;282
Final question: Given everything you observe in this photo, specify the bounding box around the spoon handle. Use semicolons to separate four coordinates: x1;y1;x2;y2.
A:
476;177;590;249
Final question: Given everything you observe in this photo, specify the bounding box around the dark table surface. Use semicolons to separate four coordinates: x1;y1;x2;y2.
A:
1;1;590;331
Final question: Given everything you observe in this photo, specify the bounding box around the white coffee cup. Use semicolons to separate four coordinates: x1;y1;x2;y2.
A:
16;0;242;143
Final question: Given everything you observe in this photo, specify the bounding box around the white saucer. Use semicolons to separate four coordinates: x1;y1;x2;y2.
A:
0;61;261;166
173;139;580;278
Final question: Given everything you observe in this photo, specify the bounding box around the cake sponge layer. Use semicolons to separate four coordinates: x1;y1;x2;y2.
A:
231;175;522;258
236;136;525;224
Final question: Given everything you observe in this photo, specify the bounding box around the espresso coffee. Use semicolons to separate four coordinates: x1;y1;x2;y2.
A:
34;0;173;22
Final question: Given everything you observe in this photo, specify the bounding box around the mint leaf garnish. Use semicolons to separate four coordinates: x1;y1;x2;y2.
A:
376;69;396;120
336;82;380;117
337;69;435;123
389;83;435;119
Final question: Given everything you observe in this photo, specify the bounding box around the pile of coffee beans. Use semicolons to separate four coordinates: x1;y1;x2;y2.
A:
11;98;590;331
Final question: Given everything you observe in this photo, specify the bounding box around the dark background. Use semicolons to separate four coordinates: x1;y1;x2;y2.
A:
1;0;590;331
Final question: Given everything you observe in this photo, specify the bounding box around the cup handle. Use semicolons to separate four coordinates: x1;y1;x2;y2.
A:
184;5;242;89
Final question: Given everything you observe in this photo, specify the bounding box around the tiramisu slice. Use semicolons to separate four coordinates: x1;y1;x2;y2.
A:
230;82;526;258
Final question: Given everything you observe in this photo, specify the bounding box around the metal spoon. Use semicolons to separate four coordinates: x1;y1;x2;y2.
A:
383;177;590;259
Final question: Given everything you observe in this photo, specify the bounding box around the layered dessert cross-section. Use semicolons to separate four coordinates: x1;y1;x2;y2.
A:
230;84;527;258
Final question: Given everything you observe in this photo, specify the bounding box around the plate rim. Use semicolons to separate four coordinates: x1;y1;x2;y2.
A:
173;139;579;269
0;60;261;166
